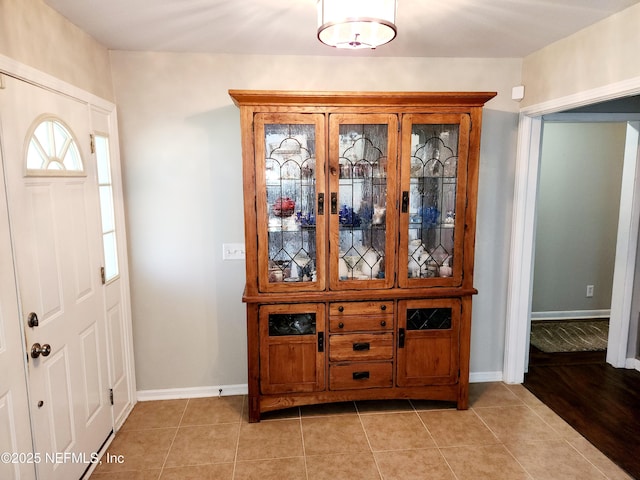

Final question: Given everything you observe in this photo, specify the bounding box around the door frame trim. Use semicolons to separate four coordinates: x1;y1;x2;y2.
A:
0;54;113;110
504;75;640;383
609;121;640;367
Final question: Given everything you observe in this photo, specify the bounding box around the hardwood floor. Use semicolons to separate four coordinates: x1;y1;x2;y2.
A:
524;346;640;479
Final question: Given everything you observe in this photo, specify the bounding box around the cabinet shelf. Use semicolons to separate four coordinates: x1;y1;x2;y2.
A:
338;223;386;230
408;222;455;228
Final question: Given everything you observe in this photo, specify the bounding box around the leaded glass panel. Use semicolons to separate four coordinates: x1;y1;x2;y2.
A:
407;124;459;279
337;123;388;281
406;308;452;330
264;123;317;283
268;313;316;336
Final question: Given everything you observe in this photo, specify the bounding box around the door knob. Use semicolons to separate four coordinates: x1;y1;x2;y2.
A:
31;343;51;358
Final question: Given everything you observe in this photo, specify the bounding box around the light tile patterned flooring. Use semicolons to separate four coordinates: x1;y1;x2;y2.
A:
89;382;632;480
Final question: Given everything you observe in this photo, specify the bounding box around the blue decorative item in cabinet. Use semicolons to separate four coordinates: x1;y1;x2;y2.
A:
296;211;316;227
339;205;361;227
421;206;440;227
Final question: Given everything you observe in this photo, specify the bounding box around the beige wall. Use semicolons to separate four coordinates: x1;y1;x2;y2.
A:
110;51;521;390
521;3;640;107
0;0;113;101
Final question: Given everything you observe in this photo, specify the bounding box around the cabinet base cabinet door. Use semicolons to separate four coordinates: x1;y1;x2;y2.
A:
259;304;326;395
262;340;323;394
397;335;458;386
396;299;461;387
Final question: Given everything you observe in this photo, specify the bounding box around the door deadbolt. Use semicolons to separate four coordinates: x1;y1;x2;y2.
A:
27;312;39;328
31;343;51;359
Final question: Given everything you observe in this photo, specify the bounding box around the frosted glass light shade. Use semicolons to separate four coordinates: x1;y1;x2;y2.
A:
317;0;397;49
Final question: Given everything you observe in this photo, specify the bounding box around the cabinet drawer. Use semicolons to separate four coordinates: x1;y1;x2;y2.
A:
330;362;393;390
330;314;392;333
330;301;393;316
329;333;393;361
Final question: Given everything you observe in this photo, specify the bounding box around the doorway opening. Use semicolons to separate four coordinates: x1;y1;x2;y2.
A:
504;91;640;384
518;102;640;480
528;119;628;367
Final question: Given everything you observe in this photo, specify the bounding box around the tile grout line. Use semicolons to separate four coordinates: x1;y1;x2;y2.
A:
298;407;310;480
491;408;537;480
157;398;191;478
468;406;503;444
230;396;248;480
413;401;462;480
472;400;556;480
354;401;384;480
563;437;617;480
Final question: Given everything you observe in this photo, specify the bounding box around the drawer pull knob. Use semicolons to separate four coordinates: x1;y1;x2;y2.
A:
338;306;344;312
352;371;370;380
353;342;370;351
338;322;344;329
380;320;386;327
380;305;387;311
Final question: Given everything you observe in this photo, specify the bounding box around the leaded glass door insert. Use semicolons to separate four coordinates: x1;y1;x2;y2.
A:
406;307;452;330
268;312;316;336
254;113;326;292
399;114;470;287
329;114;397;290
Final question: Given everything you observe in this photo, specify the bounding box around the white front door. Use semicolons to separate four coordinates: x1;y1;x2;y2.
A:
0;125;36;480
0;74;112;479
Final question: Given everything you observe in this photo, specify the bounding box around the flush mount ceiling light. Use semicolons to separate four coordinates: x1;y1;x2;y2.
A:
317;0;397;50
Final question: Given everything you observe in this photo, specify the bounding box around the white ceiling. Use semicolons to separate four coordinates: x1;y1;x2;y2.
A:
45;0;639;58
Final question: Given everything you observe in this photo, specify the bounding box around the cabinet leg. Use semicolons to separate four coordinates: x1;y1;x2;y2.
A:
457;382;469;410
248;395;261;423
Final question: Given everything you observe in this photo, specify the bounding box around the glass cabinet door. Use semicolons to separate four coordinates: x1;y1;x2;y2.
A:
254;113;326;292
328;114;397;290
398;114;470;287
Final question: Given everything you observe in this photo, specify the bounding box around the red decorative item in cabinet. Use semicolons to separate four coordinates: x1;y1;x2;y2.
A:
272;197;295;217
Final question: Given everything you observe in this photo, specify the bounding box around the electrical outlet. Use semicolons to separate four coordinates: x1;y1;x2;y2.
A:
586;285;594;298
223;243;245;260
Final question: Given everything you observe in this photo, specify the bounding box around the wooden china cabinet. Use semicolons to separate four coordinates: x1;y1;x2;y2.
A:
229;90;496;422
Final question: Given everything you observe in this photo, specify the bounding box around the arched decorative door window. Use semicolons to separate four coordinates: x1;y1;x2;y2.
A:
26;116;84;175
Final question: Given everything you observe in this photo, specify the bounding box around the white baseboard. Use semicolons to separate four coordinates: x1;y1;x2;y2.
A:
470;371;503;383
136;384;248;401
530;309;610;321
625;358;640;371
136;372;504;402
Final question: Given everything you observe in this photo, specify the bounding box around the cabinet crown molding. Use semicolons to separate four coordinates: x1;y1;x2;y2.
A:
229;90;497;108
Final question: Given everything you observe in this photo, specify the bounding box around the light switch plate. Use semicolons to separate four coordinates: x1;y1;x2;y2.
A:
223;243;246;260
